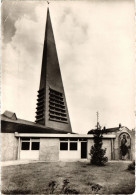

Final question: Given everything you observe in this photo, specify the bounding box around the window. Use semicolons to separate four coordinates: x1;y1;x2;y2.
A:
22;137;30;140
60;138;78;151
70;142;77;150
69;138;78;141
60;138;68;141
21;142;30;150
60;142;68;150
21;138;40;151
32;142;40;150
79;138;87;141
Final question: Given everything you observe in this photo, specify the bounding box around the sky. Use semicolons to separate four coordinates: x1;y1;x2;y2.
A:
2;0;135;134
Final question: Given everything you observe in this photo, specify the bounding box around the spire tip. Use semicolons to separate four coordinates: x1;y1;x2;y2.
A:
46;0;50;8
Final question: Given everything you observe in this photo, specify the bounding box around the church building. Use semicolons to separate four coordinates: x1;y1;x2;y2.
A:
1;9;135;162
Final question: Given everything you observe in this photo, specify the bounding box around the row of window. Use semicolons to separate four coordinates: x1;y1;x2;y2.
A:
60;142;77;151
21;138;87;151
21;141;77;151
21;138;40;150
60;138;87;151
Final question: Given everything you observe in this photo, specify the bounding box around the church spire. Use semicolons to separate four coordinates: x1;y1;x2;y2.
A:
35;8;72;133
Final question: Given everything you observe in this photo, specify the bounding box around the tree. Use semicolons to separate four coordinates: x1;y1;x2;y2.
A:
90;123;108;166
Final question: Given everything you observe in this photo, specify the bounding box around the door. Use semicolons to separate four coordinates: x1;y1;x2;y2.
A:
81;142;87;159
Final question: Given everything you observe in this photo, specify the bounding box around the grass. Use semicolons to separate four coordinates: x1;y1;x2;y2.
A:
1;161;135;194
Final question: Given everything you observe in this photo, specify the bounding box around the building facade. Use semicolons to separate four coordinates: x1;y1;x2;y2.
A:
1;111;135;162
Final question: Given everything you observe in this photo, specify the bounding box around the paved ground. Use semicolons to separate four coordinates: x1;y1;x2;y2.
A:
1;160;44;167
1;159;132;167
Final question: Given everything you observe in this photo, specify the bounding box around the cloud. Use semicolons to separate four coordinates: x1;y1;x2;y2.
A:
2;1;45;44
2;2;47;121
2;1;135;133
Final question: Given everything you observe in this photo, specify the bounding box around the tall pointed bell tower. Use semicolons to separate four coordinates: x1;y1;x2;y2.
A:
35;9;72;133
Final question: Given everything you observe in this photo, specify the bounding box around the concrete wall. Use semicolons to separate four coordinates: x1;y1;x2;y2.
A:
87;139;93;160
20;150;39;160
114;134;119;160
59;140;80;160
88;138;112;160
102;139;111;160
1;133;18;161
2;130;134;162
130;131;135;161
39;138;59;161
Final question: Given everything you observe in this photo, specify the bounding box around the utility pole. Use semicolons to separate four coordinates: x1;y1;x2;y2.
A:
97;111;99;129
96;111;100;130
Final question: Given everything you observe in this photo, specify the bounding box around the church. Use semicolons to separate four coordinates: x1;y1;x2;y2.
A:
1;9;135;162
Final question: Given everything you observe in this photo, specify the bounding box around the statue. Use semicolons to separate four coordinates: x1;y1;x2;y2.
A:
120;134;128;160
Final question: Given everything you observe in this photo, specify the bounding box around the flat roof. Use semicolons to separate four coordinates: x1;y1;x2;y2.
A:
15;132;116;138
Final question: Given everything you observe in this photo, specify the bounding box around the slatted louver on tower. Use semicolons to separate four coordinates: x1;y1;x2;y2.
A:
49;88;68;123
35;88;45;125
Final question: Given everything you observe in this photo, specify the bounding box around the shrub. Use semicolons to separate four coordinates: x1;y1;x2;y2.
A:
64;187;79;194
61;179;79;194
128;161;135;171
90;127;108;166
48;180;57;194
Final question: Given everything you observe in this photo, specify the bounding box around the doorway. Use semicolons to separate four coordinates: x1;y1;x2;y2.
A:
81;142;87;159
